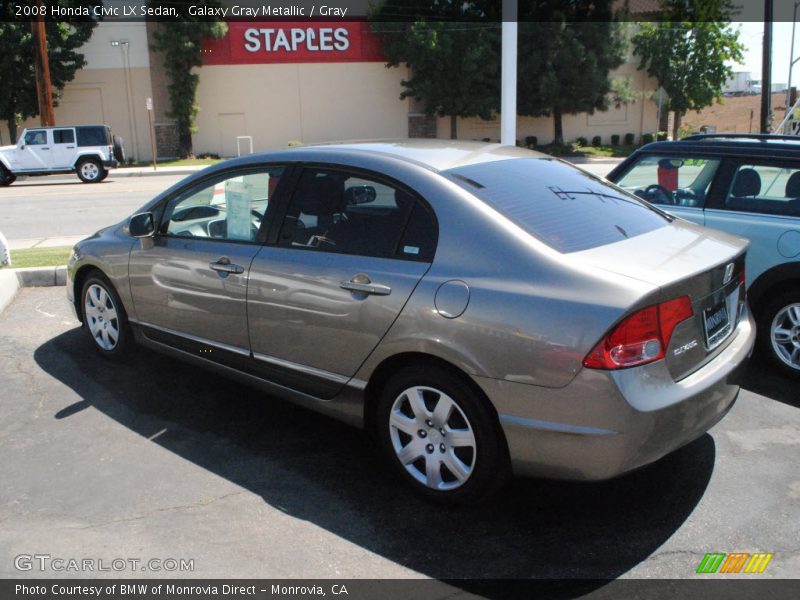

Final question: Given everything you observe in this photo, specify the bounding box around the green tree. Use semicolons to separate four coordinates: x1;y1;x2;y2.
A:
0;9;99;143
517;1;627;145
149;1;226;157
632;0;743;140
371;2;500;139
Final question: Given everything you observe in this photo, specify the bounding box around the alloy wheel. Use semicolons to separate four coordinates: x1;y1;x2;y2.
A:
388;385;477;491
771;303;800;371
80;161;100;181
84;283;120;350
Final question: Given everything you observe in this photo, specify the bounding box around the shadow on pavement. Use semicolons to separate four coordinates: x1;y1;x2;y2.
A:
35;328;716;599
738;353;800;409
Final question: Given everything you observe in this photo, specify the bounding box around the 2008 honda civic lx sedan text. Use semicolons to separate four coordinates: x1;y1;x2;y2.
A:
67;141;756;503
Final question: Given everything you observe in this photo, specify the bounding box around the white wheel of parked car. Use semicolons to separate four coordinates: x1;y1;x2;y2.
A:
77;159;103;183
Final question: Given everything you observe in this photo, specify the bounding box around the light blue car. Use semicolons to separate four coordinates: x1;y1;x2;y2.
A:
608;134;800;377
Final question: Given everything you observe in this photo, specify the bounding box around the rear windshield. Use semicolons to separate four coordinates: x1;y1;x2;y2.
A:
444;158;670;253
76;126;111;147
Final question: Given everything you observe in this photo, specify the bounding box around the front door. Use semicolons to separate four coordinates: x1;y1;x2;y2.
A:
128;166;285;360
247;167;437;398
17;129;51;171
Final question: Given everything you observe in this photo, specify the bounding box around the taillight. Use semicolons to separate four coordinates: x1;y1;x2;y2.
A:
583;296;693;370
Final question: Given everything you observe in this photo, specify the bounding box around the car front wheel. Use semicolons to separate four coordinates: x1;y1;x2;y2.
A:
759;289;800;378
0;166;15;186
77;159;103;183
376;365;509;504
81;274;131;358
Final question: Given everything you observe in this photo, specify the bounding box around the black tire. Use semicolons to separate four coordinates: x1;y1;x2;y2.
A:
0;165;15;186
375;364;510;504
80;273;132;359
76;158;103;183
98;168;109;182
112;135;126;163
757;288;800;379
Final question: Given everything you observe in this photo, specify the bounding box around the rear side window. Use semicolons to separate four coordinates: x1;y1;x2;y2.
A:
445;158;669;253
76;127;110;147
279;168;430;260
53;129;75;144
724;163;800;217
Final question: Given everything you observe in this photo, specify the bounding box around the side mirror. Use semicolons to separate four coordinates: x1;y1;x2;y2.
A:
344;185;377;205
128;212;155;238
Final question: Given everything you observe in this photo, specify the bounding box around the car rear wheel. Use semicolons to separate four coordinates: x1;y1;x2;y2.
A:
77;159;103;183
759;289;800;378
376;365;509;504
81;274;131;358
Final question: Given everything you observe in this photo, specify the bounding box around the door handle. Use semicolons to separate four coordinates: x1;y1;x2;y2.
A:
209;258;244;275
340;275;391;296
41;147;49;150
66;146;75;149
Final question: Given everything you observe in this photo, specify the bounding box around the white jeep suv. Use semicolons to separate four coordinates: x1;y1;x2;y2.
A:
0;125;124;185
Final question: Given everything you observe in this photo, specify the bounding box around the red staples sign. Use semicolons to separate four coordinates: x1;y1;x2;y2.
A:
202;22;385;65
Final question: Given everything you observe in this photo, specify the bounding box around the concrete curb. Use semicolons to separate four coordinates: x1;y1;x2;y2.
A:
0;266;67;314
111;167;204;178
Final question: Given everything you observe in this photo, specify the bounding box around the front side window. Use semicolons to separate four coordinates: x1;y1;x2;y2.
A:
24;130;47;146
723;163;800;217
279;168;431;260
615;155;721;208
53;129;75;144
160;167;284;242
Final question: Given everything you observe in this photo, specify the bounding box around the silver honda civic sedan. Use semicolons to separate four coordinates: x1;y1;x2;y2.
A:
67;141;755;503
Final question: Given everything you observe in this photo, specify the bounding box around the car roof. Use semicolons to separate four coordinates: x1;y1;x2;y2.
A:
633;134;800;159
260;140;546;172
23;125;109;130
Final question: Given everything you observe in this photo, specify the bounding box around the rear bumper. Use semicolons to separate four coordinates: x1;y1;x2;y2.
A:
477;308;755;481
103;159;119;169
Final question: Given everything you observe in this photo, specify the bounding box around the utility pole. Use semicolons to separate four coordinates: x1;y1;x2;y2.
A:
31;0;55;126
760;0;773;133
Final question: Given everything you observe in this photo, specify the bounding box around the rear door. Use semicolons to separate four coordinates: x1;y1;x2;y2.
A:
703;159;800;286
246;166;437;398
50;128;77;168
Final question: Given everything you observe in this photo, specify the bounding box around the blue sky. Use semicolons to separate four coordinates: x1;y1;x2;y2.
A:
731;21;796;84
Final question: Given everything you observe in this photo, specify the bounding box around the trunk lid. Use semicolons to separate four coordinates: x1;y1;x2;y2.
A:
572;219;749;380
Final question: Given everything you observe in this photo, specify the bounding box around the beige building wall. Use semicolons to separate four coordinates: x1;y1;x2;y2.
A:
0;21;155;162
192;63;409;156
434;65;660;145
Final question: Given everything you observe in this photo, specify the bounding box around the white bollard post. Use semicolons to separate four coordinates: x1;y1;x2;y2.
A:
0;230;11;267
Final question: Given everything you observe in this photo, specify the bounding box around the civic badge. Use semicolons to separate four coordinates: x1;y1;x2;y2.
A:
723;263;734;285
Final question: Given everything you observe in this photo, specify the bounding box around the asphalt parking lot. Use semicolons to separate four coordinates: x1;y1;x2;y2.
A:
0;287;798;590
